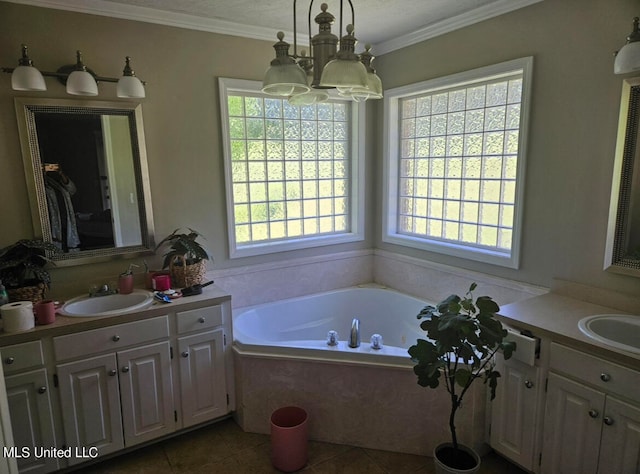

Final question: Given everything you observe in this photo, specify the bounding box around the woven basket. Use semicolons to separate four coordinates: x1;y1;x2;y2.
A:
7;283;47;304
169;255;206;288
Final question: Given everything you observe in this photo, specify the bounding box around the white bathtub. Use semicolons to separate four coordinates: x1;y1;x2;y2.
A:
232;286;432;366
232;285;488;456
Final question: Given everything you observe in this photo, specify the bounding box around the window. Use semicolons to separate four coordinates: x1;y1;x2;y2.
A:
219;78;365;258
382;58;533;268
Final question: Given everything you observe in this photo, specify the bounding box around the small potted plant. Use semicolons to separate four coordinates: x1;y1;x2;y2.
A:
408;283;516;473
155;228;211;288
0;239;61;303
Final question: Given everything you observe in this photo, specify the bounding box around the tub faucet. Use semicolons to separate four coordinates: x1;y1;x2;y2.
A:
349;318;360;348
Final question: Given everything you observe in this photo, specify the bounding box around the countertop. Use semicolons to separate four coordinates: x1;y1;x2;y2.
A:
0;285;232;347
498;292;640;368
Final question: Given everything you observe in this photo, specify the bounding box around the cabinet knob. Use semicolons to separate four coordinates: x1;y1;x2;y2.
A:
38;386;47;394
603;416;614;426
600;373;611;382
182;351;189;358
121;366;130;373
198;317;206;324
588;409;599;419
4;357;14;365
524;380;534;389
108;369;117;376
112;335;120;342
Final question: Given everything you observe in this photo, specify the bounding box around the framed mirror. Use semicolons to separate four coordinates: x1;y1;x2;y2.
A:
605;77;640;276
15;98;155;266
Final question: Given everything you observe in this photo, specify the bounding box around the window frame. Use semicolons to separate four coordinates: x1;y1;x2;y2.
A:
219;78;366;258
382;57;533;269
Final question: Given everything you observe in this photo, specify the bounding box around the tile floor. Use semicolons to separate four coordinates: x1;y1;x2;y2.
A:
70;418;527;473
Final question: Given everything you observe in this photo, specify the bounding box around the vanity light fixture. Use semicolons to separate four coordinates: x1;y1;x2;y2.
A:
262;1;382;105
2;44;146;98
614;17;640;74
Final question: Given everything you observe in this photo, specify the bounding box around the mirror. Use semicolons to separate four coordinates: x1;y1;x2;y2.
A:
15;98;155;266
605;77;640;276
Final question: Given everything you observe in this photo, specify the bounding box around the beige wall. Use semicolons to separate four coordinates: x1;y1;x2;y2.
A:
1;0;640;298
374;0;640;294
0;2;374;295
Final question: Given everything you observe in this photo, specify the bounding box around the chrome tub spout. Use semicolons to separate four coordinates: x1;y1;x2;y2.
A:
349;318;360;348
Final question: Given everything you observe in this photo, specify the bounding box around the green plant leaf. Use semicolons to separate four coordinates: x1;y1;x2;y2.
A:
455;368;472;388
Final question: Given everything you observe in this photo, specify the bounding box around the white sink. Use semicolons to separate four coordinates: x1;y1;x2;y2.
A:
578;314;640;354
60;290;155;317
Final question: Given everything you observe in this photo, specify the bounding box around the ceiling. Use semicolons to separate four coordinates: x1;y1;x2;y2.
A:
4;0;542;55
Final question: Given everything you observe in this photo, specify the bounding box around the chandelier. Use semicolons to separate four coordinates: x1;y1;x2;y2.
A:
262;1;383;105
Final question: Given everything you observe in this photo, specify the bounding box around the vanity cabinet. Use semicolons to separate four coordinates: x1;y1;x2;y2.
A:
54;316;174;466
0;292;233;474
490;352;543;472
541;343;640;474
176;306;228;428
1;341;58;474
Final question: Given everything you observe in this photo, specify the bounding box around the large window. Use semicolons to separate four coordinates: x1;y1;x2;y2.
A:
382;58;533;268
219;78;364;258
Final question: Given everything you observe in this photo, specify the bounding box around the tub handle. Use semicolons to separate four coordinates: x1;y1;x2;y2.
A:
327;330;338;346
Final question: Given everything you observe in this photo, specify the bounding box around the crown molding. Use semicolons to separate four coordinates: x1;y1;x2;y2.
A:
3;0;542;54
375;0;544;55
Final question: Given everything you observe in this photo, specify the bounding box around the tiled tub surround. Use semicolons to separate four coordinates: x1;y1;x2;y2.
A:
234;353;488;457
232;286;489;456
209;249;546;310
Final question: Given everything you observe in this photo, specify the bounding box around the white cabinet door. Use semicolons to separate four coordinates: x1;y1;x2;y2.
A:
541;372;604;474
178;329;228;428
490;354;540;471
5;369;58;474
598;396;640;473
57;354;124;465
118;341;175;446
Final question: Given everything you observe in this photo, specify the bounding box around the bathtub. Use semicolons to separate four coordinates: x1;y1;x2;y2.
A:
232;286;431;367
232;285;489;456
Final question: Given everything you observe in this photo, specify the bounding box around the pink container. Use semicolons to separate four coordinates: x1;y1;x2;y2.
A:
34;299;56;325
270;406;308;472
152;274;171;291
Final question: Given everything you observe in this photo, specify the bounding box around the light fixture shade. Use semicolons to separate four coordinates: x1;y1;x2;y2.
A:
262;62;309;97
289;88;329;106
319;58;368;89
339;71;383;101
615;41;640;74
117;75;145;98
66;70;98;96
11;65;46;91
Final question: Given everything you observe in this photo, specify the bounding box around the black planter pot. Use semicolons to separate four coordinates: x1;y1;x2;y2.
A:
433;443;481;474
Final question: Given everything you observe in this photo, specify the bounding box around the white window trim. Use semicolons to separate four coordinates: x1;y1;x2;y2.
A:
382;57;533;269
219;77;366;259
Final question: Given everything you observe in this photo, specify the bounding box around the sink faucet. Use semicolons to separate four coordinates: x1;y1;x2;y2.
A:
349;318;360;348
89;284;117;297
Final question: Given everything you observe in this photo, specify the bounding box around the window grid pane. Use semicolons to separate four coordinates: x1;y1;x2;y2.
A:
397;74;523;251
227;95;351;245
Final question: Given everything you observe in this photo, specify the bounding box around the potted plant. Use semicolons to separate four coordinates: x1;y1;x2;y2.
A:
408;283;516;473
0;239;61;303
155;228;211;288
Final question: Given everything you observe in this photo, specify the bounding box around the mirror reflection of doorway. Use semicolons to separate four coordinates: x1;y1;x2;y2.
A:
36;113;114;251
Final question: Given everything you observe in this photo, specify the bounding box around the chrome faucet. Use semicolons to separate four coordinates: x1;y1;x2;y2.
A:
349;318;360;348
